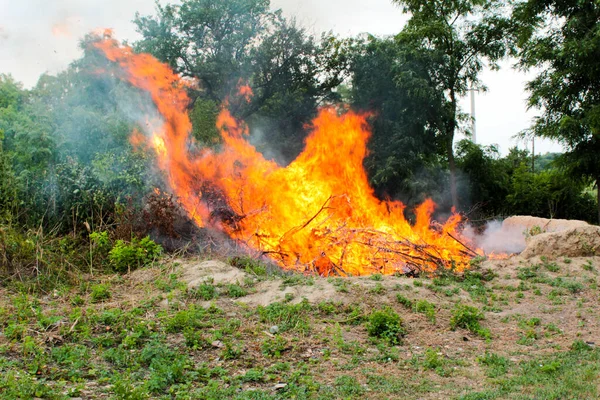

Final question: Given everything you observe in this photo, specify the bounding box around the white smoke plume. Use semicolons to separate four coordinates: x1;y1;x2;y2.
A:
463;220;528;255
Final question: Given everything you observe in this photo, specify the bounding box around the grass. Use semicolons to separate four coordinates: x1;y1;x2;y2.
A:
0;256;597;399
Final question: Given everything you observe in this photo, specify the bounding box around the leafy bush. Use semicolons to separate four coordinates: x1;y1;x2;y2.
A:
450;304;490;339
367;307;406;344
414;299;436;323
90;283;111;303
108;236;162;273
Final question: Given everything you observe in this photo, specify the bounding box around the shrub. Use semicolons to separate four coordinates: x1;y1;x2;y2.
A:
450;304;490;339
90;283;111;303
414;299;436;323
109;236;162;273
227;284;247;298
367;307;406;344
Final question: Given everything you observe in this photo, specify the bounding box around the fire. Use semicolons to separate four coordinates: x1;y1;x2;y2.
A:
94;35;478;276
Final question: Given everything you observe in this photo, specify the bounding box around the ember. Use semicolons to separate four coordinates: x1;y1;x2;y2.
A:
95;35;479;276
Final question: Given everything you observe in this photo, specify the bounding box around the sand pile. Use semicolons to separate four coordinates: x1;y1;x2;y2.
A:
520;225;600;259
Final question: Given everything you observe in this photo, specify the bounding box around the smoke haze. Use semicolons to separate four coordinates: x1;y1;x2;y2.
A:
464;220;527;255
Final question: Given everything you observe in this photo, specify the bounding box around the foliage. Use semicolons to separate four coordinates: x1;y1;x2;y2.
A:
90;283;112;303
134;0;350;163
392;0;512;208
366;307;406;345
414;299;436;323
350;36;448;207
108;236;162;273
512;0;600;222
450;303;490;338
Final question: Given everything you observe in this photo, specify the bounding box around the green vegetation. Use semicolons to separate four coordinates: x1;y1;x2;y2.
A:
450;304;491;339
1;0;600;397
367;307;406;344
0;255;597;398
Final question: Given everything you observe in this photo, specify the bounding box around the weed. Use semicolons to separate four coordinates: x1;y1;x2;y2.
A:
229;256;268;276
335;375;366;397
257;299;312;334
414;299;436;323
227;284;247;298
262;335;289;357
370;273;383;281
582;260;595;272
369;282;386;294
477;352;510;377
109;236;162;273
450;304;490;339
396;294;413;309
367;307;406;345
90;283;111;303
189;282;218;301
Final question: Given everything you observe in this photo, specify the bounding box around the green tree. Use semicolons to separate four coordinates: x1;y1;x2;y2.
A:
134;0;349;162
350;36;447;206
392;0;511;208
512;0;600;223
455;140;509;216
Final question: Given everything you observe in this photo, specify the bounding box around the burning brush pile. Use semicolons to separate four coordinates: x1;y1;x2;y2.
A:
95;35;483;277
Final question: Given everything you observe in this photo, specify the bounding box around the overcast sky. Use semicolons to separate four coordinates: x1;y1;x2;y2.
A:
0;0;562;155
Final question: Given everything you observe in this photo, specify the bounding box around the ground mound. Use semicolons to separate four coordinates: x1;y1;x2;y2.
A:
521;225;600;259
502;216;589;234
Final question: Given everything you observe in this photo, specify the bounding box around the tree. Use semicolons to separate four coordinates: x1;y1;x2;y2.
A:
455;139;509;216
350;36;447;207
134;0;349;162
512;0;600;223
392;0;511;208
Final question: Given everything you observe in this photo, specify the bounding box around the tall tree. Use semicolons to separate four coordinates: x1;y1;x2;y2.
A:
134;0;349;162
350;36;447;207
392;0;511;208
512;0;600;223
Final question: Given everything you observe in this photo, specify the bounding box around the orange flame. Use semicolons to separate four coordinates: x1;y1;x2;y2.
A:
94;36;477;276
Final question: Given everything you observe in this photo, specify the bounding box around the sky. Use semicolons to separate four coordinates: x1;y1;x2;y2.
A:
0;0;563;155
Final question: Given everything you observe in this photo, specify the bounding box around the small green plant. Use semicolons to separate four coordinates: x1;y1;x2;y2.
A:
369;282;386;294
450;304;490;339
229;256;268;276
257;299;312;333
370;273;383;281
477;352;510;377
526;225;544;238
582;260;594;272
396;294;413;309
367;307;406;345
414;299;436;323
261;335;288;357
190;282;218;301
108;236;162;273
227;284;247;298
90;283;111;303
422;347;449;376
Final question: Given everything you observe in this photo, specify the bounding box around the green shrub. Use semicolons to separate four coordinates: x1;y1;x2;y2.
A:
450;304;490;339
227;284;247;298
414;299;436;323
367;307;406;344
229;256;268;276
90;283;111;303
261;335;289;357
188;282;217;301
396;294;414;309
109;236;162;273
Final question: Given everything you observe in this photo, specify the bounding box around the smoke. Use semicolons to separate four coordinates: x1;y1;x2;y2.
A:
463;220;527;255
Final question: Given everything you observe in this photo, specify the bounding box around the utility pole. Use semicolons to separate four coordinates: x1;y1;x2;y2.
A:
469;86;478;144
